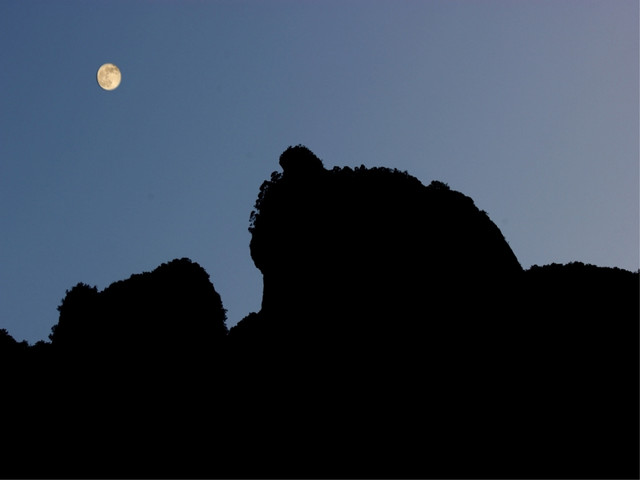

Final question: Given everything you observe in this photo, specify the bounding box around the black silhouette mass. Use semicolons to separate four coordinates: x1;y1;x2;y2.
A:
2;146;638;478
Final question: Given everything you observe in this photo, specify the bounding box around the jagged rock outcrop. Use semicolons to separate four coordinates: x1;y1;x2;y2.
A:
238;145;522;353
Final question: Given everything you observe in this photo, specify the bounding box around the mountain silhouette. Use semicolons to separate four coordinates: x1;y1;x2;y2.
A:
4;258;229;477
237;145;522;348
1;146;638;478
50;257;228;356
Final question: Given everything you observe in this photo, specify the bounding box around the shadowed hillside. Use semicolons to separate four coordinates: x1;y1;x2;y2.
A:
1;147;637;479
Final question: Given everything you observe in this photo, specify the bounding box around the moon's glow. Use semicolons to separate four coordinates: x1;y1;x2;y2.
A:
97;63;121;91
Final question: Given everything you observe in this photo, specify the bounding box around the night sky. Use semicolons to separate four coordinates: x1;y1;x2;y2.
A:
1;0;638;344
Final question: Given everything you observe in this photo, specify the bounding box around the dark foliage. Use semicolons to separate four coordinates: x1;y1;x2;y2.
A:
0;147;637;478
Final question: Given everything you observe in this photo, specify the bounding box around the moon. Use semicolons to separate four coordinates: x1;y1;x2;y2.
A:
97;63;121;91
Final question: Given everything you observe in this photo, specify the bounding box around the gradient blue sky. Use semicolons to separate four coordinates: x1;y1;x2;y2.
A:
1;0;638;343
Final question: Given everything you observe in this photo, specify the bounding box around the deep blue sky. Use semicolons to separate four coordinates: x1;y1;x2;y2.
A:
1;0;638;343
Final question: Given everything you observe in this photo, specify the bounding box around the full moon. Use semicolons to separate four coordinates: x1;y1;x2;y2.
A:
97;63;121;91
